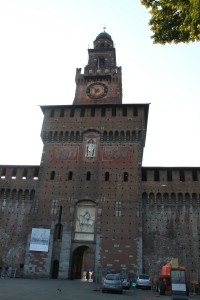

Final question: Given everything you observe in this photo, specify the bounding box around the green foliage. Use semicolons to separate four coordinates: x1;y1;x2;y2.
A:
141;0;200;44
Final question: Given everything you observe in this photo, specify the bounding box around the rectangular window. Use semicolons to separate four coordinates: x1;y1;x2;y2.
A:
70;108;75;117
112;107;116;116
80;108;85;117
133;106;138;116
192;169;198;181
142;169;147;181
154;170;160;181
115;201;122;217
179;170;185;182
122;107;127;116
167;169;172;181
91;107;95;117
101;107;106;116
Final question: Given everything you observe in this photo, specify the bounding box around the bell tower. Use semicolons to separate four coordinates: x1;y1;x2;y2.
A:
73;30;122;105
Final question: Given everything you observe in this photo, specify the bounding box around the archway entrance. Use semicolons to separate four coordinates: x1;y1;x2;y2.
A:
71;246;94;279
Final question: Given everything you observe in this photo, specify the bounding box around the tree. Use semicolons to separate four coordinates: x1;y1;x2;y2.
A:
141;0;200;44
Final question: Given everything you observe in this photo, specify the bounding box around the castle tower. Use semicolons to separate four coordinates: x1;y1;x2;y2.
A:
24;31;149;279
73;30;122;105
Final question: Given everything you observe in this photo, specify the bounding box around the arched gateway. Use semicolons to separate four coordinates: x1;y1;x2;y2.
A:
70;246;95;280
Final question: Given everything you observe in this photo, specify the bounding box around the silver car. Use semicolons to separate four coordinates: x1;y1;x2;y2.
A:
102;273;123;294
136;274;151;289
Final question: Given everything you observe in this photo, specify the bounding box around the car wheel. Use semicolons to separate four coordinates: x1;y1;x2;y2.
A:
102;289;105;293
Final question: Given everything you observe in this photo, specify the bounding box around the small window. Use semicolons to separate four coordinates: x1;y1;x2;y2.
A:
124;172;128;182
50;171;55;180
70;108;75;117
80;108;85;117
68;171;73;180
180;170;185;182
123;107;127;116
50;109;54;118
112;107;116;116
105;172;109;181
91;107;95;117
167;169;172;181
192;169;198;181
22;169;28;180
142;169;147;181
101;107;106;117
86;172;91;181
133;107;138;116
154;170;160;181
60;108;65;117
115;201;122;217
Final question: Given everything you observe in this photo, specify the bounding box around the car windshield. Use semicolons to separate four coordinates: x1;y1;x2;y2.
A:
106;274;120;280
139;275;149;279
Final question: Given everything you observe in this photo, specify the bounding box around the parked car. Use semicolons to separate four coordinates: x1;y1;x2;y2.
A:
136;274;151;289
102;273;123;294
122;274;131;289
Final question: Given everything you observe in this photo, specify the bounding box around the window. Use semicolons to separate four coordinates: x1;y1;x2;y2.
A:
105;172;109;181
101;107;106;116
50;171;55;180
112;107;116;116
80;108;85;117
68;171;73;180
154;170;160;181
192;169;198;181
60;108;65;117
115;201;122;216
179;170;185;182
86;172;91;181
167;169;172;181
91;107;95;117
70;108;75;117
142;169;147;181
124;172;128;182
133;106;138;116
123;107;127;116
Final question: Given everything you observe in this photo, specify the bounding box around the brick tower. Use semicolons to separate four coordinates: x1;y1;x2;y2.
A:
23;31;149;279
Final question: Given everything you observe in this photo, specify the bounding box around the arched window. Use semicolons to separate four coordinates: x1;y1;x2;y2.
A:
103;131;107;142
109;131;113;141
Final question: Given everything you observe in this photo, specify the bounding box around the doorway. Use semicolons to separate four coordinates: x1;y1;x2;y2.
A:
71;246;94;279
52;260;59;279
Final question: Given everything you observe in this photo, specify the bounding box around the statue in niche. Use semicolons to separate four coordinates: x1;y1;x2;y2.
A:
86;138;96;158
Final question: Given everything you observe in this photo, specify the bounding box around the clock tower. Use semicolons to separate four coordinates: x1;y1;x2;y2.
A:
73;30;122;105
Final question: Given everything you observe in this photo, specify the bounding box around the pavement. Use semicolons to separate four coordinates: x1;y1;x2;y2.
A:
1;278;200;300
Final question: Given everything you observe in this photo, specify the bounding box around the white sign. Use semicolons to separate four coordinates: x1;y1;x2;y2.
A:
29;228;50;252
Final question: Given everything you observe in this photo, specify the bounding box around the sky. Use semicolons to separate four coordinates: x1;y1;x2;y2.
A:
0;0;200;167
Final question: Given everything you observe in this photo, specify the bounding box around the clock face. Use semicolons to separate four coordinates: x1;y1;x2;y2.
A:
86;82;108;99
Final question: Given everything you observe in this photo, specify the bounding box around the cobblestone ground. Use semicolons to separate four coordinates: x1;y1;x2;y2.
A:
0;278;200;300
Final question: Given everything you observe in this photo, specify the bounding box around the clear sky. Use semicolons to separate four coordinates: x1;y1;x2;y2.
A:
0;0;200;167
